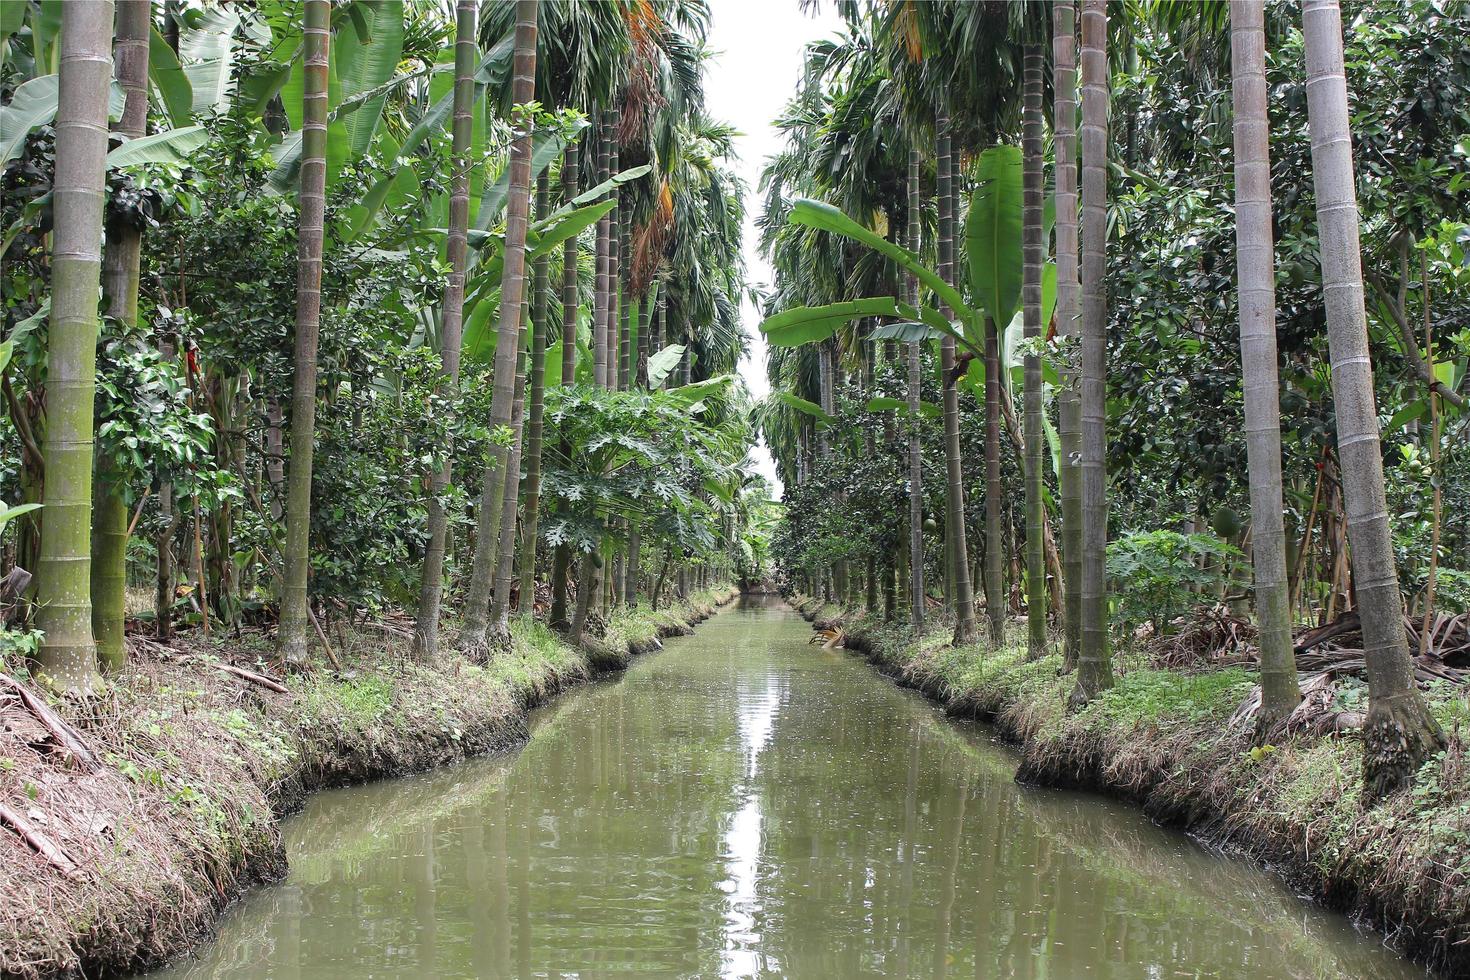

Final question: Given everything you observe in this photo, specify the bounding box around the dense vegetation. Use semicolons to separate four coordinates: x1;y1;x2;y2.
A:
757;0;1467;801
2;0;770;694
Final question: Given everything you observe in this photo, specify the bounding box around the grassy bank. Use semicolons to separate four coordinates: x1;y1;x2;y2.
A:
0;586;736;980
790;594;1470;976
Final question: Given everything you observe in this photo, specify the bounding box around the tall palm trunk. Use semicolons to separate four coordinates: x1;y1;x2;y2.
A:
92;0;150;673
277;0;330;665
1021;46;1047;660
458;0;538;653
413;0;477;661
1301;0;1442;797
1071;0;1115;708
549;142;578;629
937;111;977;646
594;108;611;388
518;173;551;616
35;0;113;692
1055;0;1082;670
1231;0;1300;725
488;297;530;639
906;149;925;635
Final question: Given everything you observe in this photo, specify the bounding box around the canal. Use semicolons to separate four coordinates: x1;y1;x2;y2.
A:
149;595;1417;978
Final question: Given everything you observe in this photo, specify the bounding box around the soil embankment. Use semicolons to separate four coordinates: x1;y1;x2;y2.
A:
1;587;736;980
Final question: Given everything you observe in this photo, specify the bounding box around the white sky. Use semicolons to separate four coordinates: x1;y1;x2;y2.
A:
704;0;845;495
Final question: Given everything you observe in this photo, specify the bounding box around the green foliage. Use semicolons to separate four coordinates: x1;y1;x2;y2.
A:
1105;530;1241;635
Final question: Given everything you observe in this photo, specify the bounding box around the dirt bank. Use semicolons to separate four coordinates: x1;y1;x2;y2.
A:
0;587;736;980
790;594;1470;977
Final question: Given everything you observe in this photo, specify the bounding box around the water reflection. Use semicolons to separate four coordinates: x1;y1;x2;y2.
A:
147;596;1419;979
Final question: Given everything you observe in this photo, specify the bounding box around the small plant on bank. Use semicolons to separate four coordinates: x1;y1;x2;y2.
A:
1105;530;1242;638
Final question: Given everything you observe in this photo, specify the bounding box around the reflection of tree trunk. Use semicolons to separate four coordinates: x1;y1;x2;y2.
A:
932;771;970;979
463;821;497;977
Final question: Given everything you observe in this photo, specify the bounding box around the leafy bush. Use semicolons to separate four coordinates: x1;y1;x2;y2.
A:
1106;530;1240;636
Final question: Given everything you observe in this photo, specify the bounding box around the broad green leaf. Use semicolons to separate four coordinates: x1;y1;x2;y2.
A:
544;162;651;221
647;344;687;389
789;198;969;317
774;391;832;423
148;28;194;126
180;7;241;113
0;75;58;164
760;296;901;347
337;0;403;164
865;396;941;419
0;502;41;533
460;292;501;364
107;125;208;167
0;300;47;373
967;144;1023;330
472;130;572;238
1385;401;1428;434
870;320;940;344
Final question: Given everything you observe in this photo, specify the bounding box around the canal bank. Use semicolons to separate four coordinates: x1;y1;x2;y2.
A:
139;595;1417;977
790;593;1470;976
0;587;736;980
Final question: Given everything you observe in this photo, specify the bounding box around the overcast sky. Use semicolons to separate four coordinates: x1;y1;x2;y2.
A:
704;0;845;495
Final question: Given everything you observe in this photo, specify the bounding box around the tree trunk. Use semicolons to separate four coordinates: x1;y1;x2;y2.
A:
488;298;530;641
1055;0;1083;671
983;315;1004;644
1301;0;1442;798
906;149;926;635
517;172;552;615
1022;45;1047;660
594;107;611;388
1231;0;1300;727
92;0;150;672
937;111;977;647
549;143;579;629
1071;0;1115;709
413;0;478;661
35;0;113;691
459;0;538;653
277;0;331;665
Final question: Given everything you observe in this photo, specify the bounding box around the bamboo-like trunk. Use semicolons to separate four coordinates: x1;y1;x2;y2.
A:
413;0;478;661
35;0;114;691
92;0;150;672
1230;0;1300;726
459;0;538;653
593;108;611;387
906;149;925;635
983;314;1004;644
1022;46;1047;660
277;0;331;665
517;173;552;614
549;143;579;629
488;299;530;637
938;111;978;647
1301;0;1441;797
1055;0;1083;670
1071;0;1115;708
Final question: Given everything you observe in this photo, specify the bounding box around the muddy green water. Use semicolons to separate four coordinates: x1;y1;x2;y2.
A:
150;596;1419;979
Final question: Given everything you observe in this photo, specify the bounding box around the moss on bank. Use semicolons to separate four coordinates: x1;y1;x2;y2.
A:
790;594;1470;977
0;586;735;980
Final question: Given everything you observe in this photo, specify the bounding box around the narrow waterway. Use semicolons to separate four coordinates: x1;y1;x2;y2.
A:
150;596;1417;978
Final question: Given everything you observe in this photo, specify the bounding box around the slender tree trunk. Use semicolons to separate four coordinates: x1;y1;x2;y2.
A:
276;0;331;665
1301;0;1442;798
906;149;926;635
1022;46;1047;660
488;299;529;641
517;172;551;615
938;111;977;646
983;314;1004;644
1071;0;1115;709
1055;0;1083;671
549;144;579;629
594;107;611;388
459;0;538;653
1231;0;1300;726
90;0;149;672
413;0;477;660
35;0;113;691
